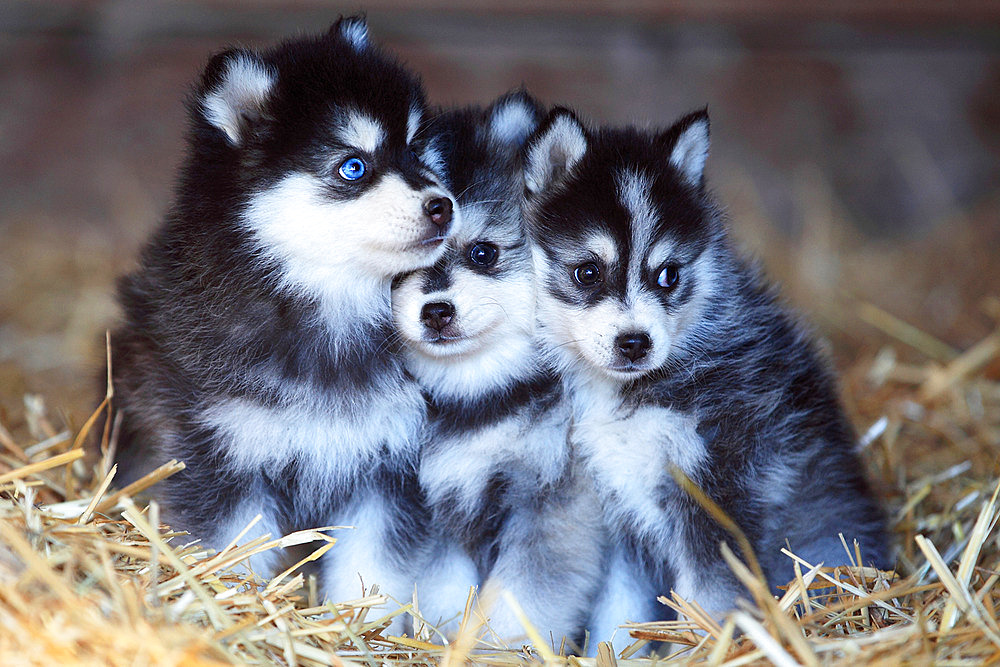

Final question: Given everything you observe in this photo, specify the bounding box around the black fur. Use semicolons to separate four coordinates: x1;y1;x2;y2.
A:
109;19;454;614
525;108;889;636
393;94;606;642
424;371;560;442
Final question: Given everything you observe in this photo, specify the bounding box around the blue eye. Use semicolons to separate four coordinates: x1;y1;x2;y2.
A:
338;157;366;181
657;264;680;288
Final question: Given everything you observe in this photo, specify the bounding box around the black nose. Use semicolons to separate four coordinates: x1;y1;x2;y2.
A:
420;301;455;332
423;196;453;229
616;332;651;362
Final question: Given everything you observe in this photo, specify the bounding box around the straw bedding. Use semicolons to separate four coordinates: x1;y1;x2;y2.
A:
0;310;998;665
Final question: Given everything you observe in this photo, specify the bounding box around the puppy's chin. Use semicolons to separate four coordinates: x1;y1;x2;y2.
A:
405;313;513;361
574;346;657;384
365;241;448;279
590;362;653;384
408;331;488;360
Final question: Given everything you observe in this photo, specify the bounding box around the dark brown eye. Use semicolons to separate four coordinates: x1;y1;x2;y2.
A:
574;263;602;286
468;242;498;266
657;264;680;289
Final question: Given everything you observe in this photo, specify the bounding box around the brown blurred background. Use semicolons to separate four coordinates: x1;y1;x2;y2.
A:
1;1;999;425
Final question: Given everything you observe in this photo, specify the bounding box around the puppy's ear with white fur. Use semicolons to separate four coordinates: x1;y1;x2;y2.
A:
332;15;369;50
524;108;587;195
487;89;544;148
660;109;710;188
199;48;275;147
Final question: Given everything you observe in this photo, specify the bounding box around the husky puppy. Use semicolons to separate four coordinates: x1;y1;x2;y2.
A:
523;108;889;645
392;93;604;644
110;18;460;614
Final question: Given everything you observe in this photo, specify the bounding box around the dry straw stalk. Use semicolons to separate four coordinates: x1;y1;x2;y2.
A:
0;307;998;664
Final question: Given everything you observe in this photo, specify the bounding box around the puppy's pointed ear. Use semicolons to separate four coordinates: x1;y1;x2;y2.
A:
487;89;544;148
525;108;587;195
660;109;710;188
199;48;274;147
332;15;369;50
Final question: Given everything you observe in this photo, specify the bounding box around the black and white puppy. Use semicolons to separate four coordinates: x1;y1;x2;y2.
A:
523;108;889;646
110;18;460;620
392;93;605;644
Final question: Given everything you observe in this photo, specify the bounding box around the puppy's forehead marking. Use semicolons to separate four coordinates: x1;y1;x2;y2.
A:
454;201;523;247
340;110;384;154
452;202;489;241
584;231;618;267
618;168;657;297
646;238;678;270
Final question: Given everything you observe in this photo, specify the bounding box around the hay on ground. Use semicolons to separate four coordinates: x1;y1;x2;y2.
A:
0;304;998;665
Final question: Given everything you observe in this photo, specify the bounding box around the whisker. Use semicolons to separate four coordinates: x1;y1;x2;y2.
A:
551;338;585;350
474;297;511;321
451;177;495;203
375;328;409;355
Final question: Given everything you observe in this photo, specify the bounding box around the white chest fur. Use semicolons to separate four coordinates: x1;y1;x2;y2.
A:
569;376;706;541
419;402;571;512
199;378;425;486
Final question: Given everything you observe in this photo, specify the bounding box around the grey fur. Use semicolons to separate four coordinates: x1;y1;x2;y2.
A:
523;108;889;648
109;20;461;629
392;95;605;645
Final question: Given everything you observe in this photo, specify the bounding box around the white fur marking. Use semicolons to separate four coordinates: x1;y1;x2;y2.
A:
420;143;447;183
420;412;569;513
583;231;618;268
202;55;274;145
404;328;538;401
200;392;424;485
406;105;422;144
490;101;537;147
342;111;385;154
645;238;679;273
587;544;659;654
339;19;369;49
618;169;657;302
323;492;414;635
669;119;710;186
566;374;706;533
525;114;587;194
242;172;448;313
413;540;480;636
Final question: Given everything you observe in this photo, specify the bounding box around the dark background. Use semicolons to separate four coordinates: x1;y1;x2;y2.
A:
1;1;998;423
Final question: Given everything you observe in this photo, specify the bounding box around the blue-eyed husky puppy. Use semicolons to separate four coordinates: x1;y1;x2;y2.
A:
110;18;460;616
523;108;889;645
391;93;604;644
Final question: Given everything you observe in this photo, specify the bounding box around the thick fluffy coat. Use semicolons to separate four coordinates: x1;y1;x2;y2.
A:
111;19;459;616
392;94;604;644
523;108;889;646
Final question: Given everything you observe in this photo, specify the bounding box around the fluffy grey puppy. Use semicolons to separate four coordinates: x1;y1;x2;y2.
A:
522;107;889;647
110;18;461;626
392;93;605;645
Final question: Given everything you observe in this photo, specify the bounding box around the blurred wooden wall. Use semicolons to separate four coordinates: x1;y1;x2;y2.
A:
1;0;998;416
